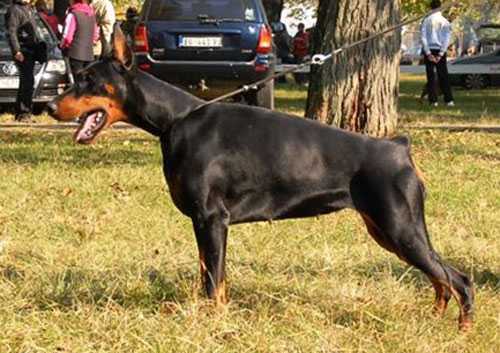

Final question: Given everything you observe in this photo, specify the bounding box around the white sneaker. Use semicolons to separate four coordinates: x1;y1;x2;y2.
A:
446;101;455;107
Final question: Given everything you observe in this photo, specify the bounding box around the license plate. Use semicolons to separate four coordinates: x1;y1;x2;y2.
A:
179;35;223;48
0;77;20;89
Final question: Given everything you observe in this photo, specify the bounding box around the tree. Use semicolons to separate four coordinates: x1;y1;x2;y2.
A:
262;0;284;23
262;0;318;23
305;0;401;137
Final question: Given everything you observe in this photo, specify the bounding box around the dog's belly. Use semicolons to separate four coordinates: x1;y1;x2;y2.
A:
228;187;353;224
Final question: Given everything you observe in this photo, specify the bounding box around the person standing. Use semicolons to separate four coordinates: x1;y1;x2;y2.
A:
292;23;309;63
292;23;309;85
91;0;115;59
35;0;60;37
421;0;454;107
120;6;138;44
5;0;40;121
60;0;98;76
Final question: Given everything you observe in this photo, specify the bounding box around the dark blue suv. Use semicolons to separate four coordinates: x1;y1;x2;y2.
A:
134;0;275;109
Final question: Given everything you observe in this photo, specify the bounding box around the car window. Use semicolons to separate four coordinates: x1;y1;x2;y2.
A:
35;15;56;46
148;0;258;22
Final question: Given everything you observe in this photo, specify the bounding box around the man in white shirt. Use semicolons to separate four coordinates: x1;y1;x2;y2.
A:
421;0;454;106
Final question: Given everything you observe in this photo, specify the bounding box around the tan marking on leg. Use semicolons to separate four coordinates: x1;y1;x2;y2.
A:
431;279;449;317
435;279;473;331
199;249;207;287
409;154;426;185
215;280;227;307
360;213;395;253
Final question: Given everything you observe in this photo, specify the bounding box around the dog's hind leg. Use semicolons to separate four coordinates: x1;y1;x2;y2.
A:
353;168;474;330
192;197;230;306
361;213;452;317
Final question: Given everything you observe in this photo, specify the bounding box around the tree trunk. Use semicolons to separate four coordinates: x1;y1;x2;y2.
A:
305;0;401;137
262;0;285;23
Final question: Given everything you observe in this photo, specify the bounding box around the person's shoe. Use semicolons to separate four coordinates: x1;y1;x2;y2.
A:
14;113;32;122
431;102;438;107
446;101;455;107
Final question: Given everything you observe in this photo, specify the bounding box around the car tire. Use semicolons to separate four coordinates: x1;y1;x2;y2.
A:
463;74;489;90
255;79;275;110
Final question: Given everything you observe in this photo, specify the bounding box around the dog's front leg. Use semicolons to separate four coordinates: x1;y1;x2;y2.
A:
192;214;228;306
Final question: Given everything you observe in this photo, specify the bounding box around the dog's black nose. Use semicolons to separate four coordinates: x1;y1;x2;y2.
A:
46;101;57;116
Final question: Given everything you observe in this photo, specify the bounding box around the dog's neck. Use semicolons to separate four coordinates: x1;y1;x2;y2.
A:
126;70;205;136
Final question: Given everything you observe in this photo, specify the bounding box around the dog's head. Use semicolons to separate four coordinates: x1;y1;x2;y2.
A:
48;26;134;144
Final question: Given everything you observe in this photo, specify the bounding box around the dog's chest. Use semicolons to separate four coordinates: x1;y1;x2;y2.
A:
163;168;189;215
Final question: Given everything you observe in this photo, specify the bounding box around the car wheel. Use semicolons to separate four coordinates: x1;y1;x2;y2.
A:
255;79;275;110
463;74;488;89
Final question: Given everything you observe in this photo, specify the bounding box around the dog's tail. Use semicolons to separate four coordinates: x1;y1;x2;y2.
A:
391;136;427;198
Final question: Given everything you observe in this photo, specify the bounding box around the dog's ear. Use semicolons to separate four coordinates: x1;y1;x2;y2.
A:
112;23;133;70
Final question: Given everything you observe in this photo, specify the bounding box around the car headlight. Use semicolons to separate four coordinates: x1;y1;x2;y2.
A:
46;59;67;74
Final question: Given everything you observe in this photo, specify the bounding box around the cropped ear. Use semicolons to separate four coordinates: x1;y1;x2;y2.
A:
112;23;133;70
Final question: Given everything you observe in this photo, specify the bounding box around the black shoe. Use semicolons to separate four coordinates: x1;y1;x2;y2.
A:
14;113;32;122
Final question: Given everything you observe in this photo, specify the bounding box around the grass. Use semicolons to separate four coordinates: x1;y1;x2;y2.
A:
275;74;500;125
0;75;499;352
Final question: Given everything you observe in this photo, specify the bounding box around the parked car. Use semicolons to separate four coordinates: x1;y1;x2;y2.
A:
134;0;276;109
400;43;423;65
449;49;500;89
476;23;500;54
0;4;68;114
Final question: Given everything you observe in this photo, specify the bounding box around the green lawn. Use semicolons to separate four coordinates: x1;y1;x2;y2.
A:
0;76;499;352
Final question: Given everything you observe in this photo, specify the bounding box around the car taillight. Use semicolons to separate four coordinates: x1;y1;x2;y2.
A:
256;25;272;54
134;24;150;53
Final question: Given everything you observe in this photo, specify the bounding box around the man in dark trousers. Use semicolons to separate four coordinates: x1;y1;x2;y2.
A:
421;0;454;107
5;0;40;121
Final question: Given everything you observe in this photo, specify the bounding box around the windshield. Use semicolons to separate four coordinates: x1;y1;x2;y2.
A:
148;0;258;22
477;27;500;42
0;10;56;54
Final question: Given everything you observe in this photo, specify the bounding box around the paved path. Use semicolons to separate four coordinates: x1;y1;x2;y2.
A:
2;123;499;133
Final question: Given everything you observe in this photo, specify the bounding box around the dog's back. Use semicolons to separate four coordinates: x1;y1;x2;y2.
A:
162;103;414;223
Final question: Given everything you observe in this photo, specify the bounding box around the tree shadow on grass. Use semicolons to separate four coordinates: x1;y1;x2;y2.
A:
350;260;499;292
3;259;497;318
440;143;500;162
1;131;158;167
400;86;500;123
3;265;196;312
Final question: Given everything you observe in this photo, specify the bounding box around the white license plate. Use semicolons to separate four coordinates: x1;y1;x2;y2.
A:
0;77;20;89
179;36;222;48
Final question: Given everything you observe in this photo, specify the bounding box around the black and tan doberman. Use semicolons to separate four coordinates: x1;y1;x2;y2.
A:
47;27;474;330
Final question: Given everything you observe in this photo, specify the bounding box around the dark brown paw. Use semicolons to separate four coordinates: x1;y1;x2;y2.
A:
458;315;473;332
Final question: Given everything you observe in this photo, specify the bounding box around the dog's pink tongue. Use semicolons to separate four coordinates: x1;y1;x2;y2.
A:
76;113;98;142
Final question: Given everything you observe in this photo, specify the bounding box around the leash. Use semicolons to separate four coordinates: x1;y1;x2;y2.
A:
189;2;456;113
